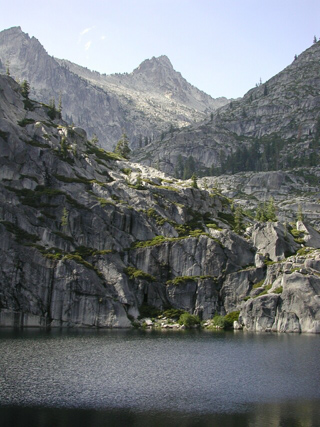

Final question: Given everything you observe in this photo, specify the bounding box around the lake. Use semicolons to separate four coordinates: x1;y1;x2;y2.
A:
0;329;319;426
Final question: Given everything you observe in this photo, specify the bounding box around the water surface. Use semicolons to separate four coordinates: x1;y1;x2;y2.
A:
0;329;319;426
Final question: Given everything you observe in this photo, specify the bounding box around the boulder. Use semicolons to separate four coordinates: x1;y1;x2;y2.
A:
252;222;299;261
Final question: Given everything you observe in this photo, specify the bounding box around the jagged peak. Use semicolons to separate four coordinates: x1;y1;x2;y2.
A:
2;26;23;33
133;55;174;74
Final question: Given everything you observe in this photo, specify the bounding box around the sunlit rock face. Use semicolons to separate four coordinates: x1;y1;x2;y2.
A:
0;73;319;332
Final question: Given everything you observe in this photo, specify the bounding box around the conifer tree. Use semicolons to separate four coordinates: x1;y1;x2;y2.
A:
234;206;243;234
191;173;198;189
20;80;30;98
114;133;131;159
266;197;277;221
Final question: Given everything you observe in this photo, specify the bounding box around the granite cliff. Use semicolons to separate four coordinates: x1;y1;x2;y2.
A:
0;74;319;332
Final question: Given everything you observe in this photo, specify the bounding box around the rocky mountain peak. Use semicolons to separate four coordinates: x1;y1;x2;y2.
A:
0;27;230;150
133;55;174;73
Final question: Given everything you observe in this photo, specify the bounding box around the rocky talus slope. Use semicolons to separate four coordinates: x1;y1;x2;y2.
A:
0;75;319;332
0;27;229;150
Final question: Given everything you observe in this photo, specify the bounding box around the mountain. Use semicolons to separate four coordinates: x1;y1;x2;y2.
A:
0;74;319;332
0;26;229;150
132;40;320;176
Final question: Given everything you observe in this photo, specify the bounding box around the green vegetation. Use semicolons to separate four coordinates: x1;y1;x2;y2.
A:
191;173;198;189
25;139;50;148
178;312;200;328
0;130;9;141
62;254;104;279
0;220;39;244
113;132;131;159
18;118;35;127
255;197;277;222
206;222;222;230
162;308;185;319
254;284;272;297
86;141;122;162
252;279;265;289
5;185;87;210
166;276;197;286
211;311;240;329
20;80;30;99
47;98;61;120
274;286;283;294
130;230;213;249
61;207;68;227
138;303;162;319
297;247;314;256
124;266;156;282
121;168;132;176
289;225;305;244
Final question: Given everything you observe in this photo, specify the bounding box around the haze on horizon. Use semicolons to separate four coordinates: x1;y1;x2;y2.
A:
0;0;319;99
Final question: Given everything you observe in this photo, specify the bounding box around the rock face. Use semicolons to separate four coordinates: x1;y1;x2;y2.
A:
0;26;229;150
239;254;320;333
251;222;299;261
0;74;319;332
132;40;320;178
197;170;320;228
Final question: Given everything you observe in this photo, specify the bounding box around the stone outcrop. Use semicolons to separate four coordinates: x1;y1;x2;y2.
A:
239;250;320;333
0;74;319;332
251;222;299;261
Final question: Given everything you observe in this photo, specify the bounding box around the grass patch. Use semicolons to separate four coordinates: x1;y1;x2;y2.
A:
25;139;50;148
166;276;197;286
17;118;35;127
206;222;222;231
20;174;39;183
162;308;185;319
124;266;156;282
297;247;315;256
254;284;272;297
86;143;122;162
63;254;104;279
252;279;265;289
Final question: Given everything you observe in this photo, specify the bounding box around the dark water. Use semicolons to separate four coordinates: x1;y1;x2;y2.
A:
0;329;319;426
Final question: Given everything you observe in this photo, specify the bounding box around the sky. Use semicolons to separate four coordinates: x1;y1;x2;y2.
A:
0;0;319;99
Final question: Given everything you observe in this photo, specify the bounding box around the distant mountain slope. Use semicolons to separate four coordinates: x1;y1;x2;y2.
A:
0;26;229;150
132;40;320;177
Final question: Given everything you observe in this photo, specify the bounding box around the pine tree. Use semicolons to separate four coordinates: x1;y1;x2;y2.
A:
5;60;10;76
191;173;198;189
20;80;30;98
297;204;304;222
234;206;243;234
266;197;277;221
114;133;131;159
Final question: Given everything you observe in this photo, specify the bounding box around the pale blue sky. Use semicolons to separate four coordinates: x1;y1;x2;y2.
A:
0;0;319;98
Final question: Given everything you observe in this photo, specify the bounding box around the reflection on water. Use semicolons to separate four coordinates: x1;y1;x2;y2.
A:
0;329;319;426
2;401;320;427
